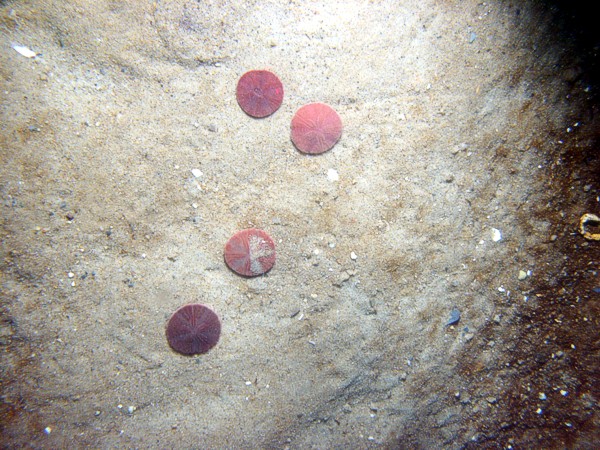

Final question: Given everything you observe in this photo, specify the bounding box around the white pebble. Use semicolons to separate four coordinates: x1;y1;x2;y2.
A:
491;228;502;242
350;252;357;260
327;168;339;182
43;426;51;434
191;169;202;178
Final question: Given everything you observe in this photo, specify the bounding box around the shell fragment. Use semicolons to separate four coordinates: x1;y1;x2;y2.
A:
12;44;37;58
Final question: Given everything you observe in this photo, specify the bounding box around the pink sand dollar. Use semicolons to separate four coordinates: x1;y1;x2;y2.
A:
236;70;284;118
290;102;342;154
224;228;276;277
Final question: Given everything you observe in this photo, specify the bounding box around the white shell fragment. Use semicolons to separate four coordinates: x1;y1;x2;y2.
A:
12;44;37;58
191;168;202;178
491;228;502;242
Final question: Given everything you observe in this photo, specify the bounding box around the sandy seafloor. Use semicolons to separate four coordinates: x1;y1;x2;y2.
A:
1;1;599;448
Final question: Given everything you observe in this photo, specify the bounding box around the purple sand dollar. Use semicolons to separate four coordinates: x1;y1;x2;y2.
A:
166;304;221;355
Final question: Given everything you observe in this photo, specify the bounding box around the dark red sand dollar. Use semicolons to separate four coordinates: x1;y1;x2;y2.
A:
236;70;284;118
166;304;221;356
224;228;276;277
290;102;343;154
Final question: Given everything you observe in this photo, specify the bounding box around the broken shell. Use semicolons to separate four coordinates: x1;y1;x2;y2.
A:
579;213;600;241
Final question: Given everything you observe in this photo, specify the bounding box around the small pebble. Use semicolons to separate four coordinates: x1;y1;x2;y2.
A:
452;143;468;155
539;393;547;400
336;271;351;286
327;168;339;182
350;252;358;260
464;333;474;342
446;308;461;326
518;270;528;280
44;426;51;435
